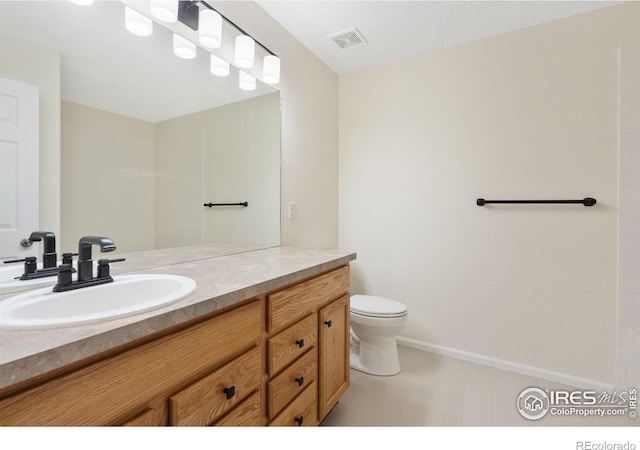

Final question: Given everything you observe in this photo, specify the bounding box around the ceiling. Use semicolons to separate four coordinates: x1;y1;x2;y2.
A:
0;1;621;121
256;1;622;74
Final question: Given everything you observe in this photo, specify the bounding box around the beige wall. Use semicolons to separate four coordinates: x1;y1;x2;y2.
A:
215;2;339;250
618;43;640;388
0;31;60;246
339;3;640;384
61;101;156;253
154;93;280;249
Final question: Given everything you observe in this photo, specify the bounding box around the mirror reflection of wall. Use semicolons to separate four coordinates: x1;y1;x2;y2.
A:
155;93;280;250
61;93;280;253
0;1;281;255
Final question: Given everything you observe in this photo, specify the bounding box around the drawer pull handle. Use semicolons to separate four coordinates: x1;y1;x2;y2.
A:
295;376;304;387
223;386;236;400
294;416;304;426
295;339;305;348
324;320;332;327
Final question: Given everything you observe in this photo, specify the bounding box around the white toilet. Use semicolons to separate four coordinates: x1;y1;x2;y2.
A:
350;294;408;376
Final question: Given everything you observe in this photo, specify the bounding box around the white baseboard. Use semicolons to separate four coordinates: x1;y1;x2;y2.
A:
396;336;616;392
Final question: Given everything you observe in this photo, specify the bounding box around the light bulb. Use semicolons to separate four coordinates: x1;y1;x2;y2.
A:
125;6;153;37
210;54;230;77
173;34;196;59
263;55;281;84
234;35;255;69
150;0;178;23
239;71;256;91
199;9;222;49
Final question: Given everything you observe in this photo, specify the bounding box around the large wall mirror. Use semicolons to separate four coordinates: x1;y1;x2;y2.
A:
0;1;280;257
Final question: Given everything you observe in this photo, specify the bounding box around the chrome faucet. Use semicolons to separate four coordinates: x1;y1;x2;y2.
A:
77;236;117;282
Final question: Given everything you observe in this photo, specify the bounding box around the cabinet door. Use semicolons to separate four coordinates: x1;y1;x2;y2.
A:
318;294;350;420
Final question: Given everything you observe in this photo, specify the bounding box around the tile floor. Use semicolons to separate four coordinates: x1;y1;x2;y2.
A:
321;346;637;427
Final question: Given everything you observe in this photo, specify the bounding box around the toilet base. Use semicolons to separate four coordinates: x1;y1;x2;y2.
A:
350;344;401;377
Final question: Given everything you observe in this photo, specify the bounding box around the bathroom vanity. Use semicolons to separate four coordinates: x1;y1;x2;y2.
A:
0;246;355;426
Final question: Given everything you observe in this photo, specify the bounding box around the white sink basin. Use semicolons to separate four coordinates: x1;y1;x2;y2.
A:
0;274;197;329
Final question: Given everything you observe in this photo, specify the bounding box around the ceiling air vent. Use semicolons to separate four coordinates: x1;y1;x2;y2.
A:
330;27;367;50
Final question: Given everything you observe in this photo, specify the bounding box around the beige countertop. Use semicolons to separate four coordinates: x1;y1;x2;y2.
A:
0;246;356;390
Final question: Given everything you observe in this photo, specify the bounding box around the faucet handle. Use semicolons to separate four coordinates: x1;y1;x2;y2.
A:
3;256;37;264
53;264;74;291
61;253;78;266
4;257;37;276
97;258;126;279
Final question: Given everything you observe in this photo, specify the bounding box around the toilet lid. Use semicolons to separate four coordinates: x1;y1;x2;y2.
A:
351;295;407;318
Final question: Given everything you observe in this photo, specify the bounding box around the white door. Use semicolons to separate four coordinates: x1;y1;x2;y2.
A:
0;77;39;260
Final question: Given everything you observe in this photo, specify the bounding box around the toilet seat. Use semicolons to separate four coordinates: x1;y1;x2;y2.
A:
351;295;407;318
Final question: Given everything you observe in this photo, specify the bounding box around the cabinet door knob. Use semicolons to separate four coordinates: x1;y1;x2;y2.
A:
324;320;332;327
295;376;304;387
295;339;305;348
223;386;236;400
294;416;304;426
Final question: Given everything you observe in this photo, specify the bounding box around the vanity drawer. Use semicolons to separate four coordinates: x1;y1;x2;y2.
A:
214;391;262;426
121;400;168;426
267;313;317;376
170;347;261;426
267;266;349;332
269;381;318;427
267;347;317;419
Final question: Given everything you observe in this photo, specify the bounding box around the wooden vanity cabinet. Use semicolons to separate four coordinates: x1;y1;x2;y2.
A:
0;300;262;426
265;265;350;425
0;264;351;426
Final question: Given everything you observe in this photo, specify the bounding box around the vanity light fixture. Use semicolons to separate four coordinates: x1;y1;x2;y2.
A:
262;54;281;84
120;1;280;86
234;35;255;69
150;0;179;23
195;2;281;83
210;54;230;77
198;8;222;49
173;33;196;59
125;6;153;37
238;70;256;91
